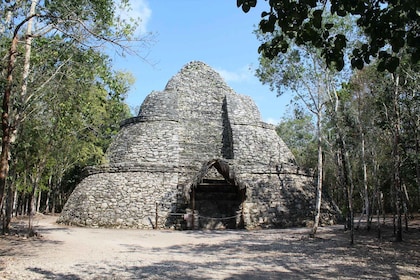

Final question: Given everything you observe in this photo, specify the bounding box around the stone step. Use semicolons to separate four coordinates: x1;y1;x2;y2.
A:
202;178;228;185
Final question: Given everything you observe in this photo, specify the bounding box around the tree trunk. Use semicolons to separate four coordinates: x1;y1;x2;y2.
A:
415;135;420;208
17;0;38;121
373;158;382;240
36;189;41;213
52;187;56;215
337;133;355;244
28;178;38;232
0;34;18;211
311;109;323;237
345;150;355;245
44;177;52;214
3;182;15;233
332;88;355;244
361;132;370;230
1;0;38;229
392;73;403;242
402;183;410;231
45;191;51;214
13;188;18;217
0;0;22;213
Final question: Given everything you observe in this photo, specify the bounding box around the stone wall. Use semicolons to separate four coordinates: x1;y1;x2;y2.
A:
107;120;180;167
59;171;179;229
58;61;340;229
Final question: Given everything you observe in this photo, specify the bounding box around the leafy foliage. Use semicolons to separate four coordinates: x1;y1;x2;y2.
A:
276;107;317;169
254;2;420;239
0;0;142;220
237;0;420;72
8;37;132;212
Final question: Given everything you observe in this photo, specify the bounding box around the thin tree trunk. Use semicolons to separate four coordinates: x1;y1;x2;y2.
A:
25;196;29;216
332;88;355;244
402;183;410;231
45;191;50;214
337;149;349;231
3;182;15;233
336;129;355;244
13;188;18;217
14;192;19;217
373;158;382;240
311;109;323;237
376;196;382;240
17;0;38;122
36;189;41;213
361;132;370;230
392;73;403;242
416;136;420;207
44;176;52;214
355;87;371;231
52;187;56;215
345;149;355;245
28;176;39;233
415;133;420;206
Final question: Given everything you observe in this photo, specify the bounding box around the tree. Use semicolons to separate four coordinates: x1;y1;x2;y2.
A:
4;42;132;230
255;10;356;237
335;51;420;241
257;41;332;236
236;0;420;72
276;106;317;170
0;0;146;231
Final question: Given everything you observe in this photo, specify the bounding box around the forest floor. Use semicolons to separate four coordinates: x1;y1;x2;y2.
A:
0;214;419;280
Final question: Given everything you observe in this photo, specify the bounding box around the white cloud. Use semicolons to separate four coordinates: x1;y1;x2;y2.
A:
265;117;280;125
116;0;152;35
215;65;254;83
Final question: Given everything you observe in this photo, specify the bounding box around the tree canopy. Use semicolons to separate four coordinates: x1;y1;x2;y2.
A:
0;0;147;230
237;0;420;72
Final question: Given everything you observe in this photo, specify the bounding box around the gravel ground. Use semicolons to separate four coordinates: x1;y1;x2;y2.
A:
1;214;419;279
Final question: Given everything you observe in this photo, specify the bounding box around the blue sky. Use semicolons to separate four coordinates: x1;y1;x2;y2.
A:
112;0;293;124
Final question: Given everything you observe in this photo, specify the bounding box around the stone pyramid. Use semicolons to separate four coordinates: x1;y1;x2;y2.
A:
58;61;338;229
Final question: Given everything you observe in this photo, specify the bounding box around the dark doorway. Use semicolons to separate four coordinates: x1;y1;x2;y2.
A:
190;178;245;229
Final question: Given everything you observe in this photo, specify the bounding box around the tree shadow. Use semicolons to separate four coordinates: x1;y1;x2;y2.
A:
27;267;82;280
0;235;63;258
112;226;419;279
5;220;420;279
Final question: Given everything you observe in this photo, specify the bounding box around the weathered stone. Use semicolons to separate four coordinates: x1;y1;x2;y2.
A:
58;61;339;230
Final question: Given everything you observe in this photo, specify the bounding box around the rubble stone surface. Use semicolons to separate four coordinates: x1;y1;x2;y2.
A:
58;61;338;229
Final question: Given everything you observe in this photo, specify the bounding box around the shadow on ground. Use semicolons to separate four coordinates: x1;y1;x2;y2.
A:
21;224;420;279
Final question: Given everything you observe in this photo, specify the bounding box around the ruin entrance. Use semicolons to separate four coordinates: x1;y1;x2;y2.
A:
187;160;246;230
190;178;245;229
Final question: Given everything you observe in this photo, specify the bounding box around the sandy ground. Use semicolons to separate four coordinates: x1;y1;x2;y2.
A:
1;214;419;280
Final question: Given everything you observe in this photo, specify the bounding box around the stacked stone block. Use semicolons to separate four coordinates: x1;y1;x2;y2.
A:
58;61;338;229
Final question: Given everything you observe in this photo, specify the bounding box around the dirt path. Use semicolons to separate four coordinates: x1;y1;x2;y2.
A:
1;214;419;279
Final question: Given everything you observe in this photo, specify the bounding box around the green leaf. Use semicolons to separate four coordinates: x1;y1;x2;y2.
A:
385;56;400;73
325;23;334;30
312;10;323;29
261;11;270;17
335;56;345;71
247;0;257;7
334;34;347;50
351;58;364;70
307;0;317;8
259;15;276;33
377;60;386;72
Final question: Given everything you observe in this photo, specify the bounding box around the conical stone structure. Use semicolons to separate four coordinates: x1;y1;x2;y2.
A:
58;61;338;229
